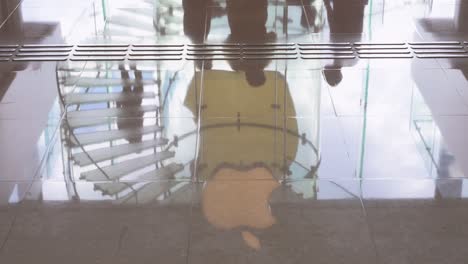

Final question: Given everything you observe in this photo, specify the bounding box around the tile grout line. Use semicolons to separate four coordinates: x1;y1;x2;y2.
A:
358;179;381;264
0;214;17;254
185;182;196;264
0;0;23;31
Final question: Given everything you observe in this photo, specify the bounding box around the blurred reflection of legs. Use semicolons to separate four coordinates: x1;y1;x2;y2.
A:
117;64;144;143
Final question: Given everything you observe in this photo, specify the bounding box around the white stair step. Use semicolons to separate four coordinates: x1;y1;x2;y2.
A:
66;118;113;128
104;24;156;35
135;163;184;181
64;76;156;87
120;8;154;17
118;181;182;204
108;0;154;6
72;138;168;166
93;163;184;195
103;27;153;37
108;15;154;30
94;182;135;196
80;152;175;181
64;92;155;105
152;0;180;6
79;36;158;46
66;105;158;119
71;125;163;146
59;67;122;73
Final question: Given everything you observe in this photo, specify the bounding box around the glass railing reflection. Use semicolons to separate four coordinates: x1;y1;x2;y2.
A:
17;0;468;205
19;61;468;205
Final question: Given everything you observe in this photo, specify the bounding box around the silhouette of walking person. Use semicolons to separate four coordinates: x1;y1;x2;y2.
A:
117;64;144;143
225;0;276;87
322;0;367;86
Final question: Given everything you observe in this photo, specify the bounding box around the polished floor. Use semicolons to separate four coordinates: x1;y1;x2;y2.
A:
2;0;468;263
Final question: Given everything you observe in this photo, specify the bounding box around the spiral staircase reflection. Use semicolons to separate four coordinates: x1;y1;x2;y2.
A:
58;64;191;204
56;61;322;203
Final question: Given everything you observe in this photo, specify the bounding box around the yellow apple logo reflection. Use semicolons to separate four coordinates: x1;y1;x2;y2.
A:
202;166;280;250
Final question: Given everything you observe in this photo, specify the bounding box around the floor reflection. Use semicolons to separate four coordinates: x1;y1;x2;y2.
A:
50;59;321;203
17;57;464;206
2;1;468;263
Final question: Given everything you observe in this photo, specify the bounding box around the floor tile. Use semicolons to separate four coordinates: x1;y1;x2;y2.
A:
1;179;204;263
313;117;356;179
188;179;377;264
0;119;58;181
0;65;67;120
338;115;442;179
431;115;468;178
0;181;193;263
283;70;335;117
327;68;416;117
412;68;468;115
363;179;468;264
